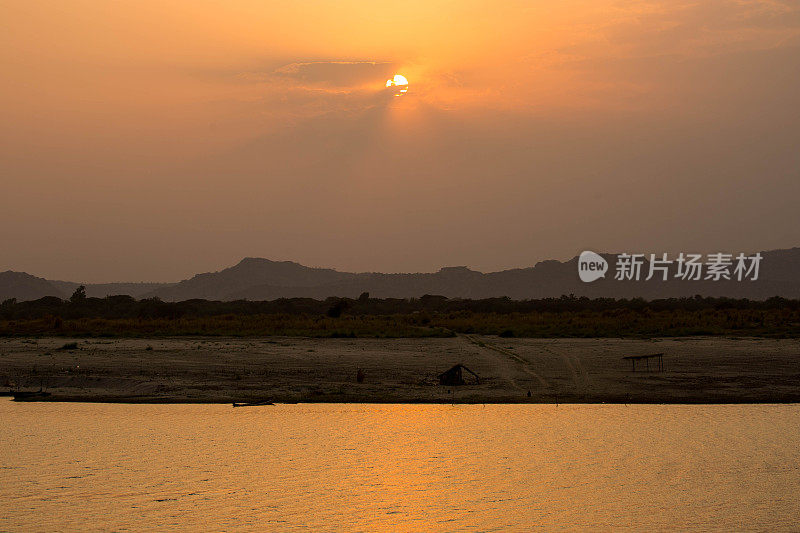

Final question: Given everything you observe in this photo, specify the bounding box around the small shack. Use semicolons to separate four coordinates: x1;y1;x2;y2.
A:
438;364;480;386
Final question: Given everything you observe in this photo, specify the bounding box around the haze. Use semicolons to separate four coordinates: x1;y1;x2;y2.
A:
2;1;799;283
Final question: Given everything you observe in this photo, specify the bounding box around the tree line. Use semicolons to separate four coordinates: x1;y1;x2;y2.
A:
1;287;799;321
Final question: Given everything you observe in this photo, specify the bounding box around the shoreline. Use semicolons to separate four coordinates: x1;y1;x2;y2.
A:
8;396;800;405
3;336;800;407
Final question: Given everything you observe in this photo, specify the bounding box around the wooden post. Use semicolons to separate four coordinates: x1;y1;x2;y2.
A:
624;353;665;373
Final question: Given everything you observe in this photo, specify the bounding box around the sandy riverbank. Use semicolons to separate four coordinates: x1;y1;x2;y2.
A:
2;336;799;404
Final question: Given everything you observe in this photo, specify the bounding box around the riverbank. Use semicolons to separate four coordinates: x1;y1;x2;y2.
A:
2;336;799;404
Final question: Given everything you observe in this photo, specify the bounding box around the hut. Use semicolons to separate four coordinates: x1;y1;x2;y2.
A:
438;364;480;386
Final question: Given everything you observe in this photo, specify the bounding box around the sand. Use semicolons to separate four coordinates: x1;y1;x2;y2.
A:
1;336;799;403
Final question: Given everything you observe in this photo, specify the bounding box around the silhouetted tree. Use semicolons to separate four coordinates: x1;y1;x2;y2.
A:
70;285;87;304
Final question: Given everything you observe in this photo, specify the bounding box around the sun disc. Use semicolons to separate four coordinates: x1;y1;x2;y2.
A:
386;74;409;96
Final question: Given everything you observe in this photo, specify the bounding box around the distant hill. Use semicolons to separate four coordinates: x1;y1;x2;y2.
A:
141;248;800;301
141;258;353;301
49;281;170;299
4;248;800;302
0;271;65;302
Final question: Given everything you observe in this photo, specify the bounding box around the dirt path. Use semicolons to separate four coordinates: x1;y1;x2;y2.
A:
462;334;549;389
538;341;592;396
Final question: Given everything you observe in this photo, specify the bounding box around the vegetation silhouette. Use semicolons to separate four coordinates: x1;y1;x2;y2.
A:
0;293;798;338
69;285;87;304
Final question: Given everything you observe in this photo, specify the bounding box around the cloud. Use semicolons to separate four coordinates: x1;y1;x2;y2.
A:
209;60;403;125
271;61;397;88
586;0;800;59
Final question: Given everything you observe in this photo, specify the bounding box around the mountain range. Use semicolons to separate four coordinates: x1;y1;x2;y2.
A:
2;248;800;302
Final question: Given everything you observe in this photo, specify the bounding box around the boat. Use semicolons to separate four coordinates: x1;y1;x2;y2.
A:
13;390;52;401
232;400;274;407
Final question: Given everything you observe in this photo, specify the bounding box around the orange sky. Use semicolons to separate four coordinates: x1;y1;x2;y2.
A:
2;1;800;282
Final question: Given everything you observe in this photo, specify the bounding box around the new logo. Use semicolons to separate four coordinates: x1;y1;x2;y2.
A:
578;251;608;282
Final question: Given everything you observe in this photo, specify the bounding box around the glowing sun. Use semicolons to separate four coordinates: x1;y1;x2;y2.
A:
386;74;408;96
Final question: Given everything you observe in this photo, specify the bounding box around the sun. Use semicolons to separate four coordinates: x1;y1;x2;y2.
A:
385;74;408;96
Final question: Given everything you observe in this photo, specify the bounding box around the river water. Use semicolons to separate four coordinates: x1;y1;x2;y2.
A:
2;401;798;531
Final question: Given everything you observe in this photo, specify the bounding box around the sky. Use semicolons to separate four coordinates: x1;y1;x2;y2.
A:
2;0;800;282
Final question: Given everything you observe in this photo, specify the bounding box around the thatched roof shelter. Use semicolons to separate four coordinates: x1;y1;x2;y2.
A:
438;364;480;386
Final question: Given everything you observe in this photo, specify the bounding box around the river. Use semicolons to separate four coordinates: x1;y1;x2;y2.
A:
2;401;798;531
